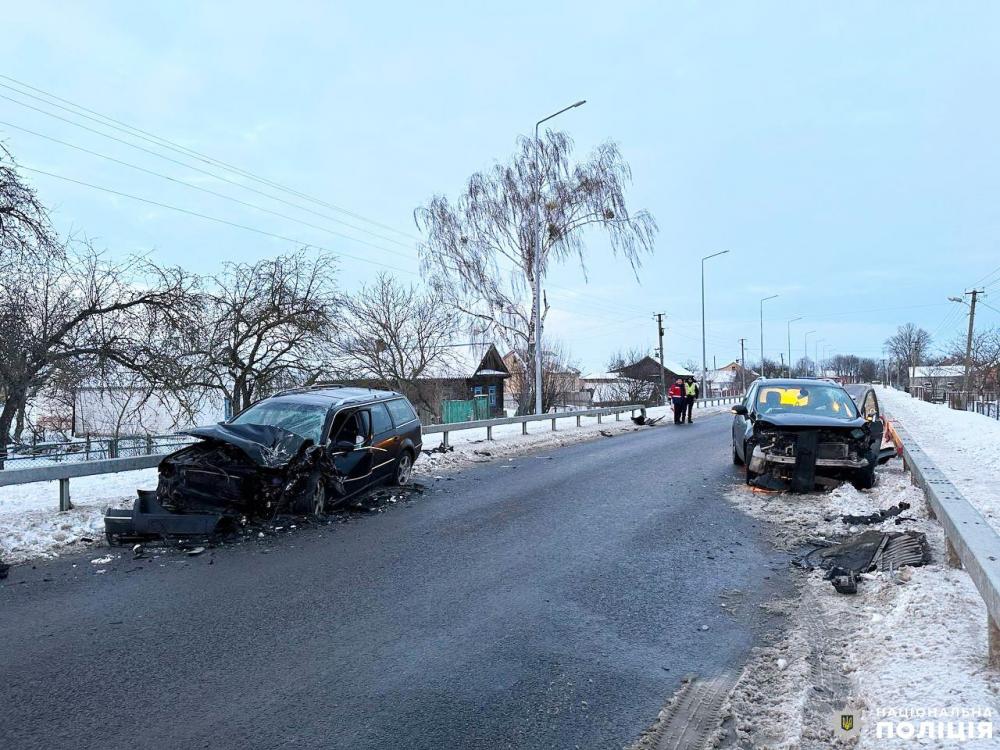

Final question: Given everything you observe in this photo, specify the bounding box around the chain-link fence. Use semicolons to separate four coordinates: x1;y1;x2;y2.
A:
0;434;194;470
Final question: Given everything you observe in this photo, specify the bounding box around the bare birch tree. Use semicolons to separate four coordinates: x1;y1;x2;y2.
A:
415;131;656;409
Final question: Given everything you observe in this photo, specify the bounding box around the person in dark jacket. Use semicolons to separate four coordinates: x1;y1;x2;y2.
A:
668;378;686;424
684;376;700;423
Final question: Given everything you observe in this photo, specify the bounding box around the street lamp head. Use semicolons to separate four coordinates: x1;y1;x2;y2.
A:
761;294;779;303
572;100;587;108
789;316;803;323
948;296;964;304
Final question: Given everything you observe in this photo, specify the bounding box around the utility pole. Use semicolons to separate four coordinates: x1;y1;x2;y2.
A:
962;289;983;396
786;317;802;377
739;338;747;393
779;352;785;376
655;313;667;406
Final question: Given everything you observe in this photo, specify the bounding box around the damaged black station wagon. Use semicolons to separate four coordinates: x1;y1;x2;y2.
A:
731;378;893;492
105;387;422;541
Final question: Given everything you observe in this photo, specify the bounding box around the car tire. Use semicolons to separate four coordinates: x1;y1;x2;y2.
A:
392;450;414;486
852;463;877;491
295;478;326;517
732;442;744;466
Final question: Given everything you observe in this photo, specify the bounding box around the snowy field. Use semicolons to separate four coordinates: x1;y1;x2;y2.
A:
724;462;999;748
0;403;731;564
879;387;1000;536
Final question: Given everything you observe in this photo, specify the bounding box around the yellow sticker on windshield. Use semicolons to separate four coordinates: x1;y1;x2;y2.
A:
758;387;810;407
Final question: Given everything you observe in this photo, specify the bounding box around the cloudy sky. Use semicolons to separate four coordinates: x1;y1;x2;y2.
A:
4;1;1000;373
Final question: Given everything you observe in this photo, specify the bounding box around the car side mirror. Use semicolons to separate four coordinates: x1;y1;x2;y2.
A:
355;434;366;448
732;404;748;416
867;418;884;436
335;439;358;453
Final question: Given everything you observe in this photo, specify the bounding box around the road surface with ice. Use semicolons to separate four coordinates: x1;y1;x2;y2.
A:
0;412;791;750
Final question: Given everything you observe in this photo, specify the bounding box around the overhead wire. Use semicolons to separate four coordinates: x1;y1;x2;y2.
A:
0;75;418;240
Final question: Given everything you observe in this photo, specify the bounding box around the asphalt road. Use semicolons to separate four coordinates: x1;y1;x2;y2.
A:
1;412;791;750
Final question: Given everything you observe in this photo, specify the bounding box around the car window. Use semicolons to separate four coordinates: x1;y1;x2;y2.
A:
755;385;859;419
386;398;417;427
862;392;879;420
230;400;328;443
371;402;393;435
332;410;372;446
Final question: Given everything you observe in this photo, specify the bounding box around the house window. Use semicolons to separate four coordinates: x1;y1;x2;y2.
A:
488;385;497;407
473;386;483;396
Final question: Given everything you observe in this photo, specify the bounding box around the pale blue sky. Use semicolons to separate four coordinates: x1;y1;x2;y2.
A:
4;1;1000;372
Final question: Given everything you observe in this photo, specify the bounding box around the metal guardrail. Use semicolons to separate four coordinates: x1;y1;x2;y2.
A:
423;398;739;447
0;455;165;512
887;419;1000;668
0;398;740;513
1;434;193;469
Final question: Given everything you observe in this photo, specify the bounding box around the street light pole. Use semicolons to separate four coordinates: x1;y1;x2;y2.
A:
759;294;778;376
532;99;586;415
701;250;729;396
786;317;802;377
804;330;816;375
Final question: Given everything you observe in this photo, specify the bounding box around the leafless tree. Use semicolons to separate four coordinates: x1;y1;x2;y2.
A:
884;323;932;387
331;272;459;415
603;348;656;404
415;130;656;405
0;143;53;265
0;241;194;465
946;326;1000;393
175;250;339;414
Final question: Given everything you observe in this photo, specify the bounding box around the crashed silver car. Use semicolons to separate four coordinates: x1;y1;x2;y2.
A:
731;378;894;492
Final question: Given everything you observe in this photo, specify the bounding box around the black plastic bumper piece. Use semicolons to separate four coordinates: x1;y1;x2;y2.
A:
104;490;225;544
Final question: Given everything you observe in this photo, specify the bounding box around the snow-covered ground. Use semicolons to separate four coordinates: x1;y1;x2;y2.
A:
724;462;999;749
0;403;732;564
879;387;1000;536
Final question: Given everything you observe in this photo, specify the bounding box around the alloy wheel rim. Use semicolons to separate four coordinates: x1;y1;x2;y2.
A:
398;455;412;484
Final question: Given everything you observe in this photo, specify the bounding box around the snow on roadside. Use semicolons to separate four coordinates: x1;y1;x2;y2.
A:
880;387;1000;536
0;468;157;564
1;404;732;565
722;463;999;749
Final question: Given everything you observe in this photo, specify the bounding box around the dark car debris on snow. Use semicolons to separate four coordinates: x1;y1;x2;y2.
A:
732;379;897;492
797;530;931;594
104;386;423;544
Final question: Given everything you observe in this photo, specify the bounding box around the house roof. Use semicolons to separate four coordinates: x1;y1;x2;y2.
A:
423;343;510;379
910;365;965;379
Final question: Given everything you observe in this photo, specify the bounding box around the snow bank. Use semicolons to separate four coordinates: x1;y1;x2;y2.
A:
880;387;1000;536
0;468;157;563
724;464;999;748
0;404;732;564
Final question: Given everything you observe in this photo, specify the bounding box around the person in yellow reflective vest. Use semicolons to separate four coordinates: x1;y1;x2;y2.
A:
683;376;700;423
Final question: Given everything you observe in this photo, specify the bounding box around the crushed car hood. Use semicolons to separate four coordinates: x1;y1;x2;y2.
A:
754;414;866;430
183;423;312;468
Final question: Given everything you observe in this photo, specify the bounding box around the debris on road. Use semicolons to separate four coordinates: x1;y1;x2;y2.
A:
423;444;454;455
801;530;930;594
90;555;113;565
599;430;614;438
841;501;910;526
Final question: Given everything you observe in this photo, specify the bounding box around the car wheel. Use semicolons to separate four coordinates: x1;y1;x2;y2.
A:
732;442;744;466
392;450;414;486
295;479;326;517
852;463;877;490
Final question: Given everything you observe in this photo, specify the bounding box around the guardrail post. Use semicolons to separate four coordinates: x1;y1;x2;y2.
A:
146;434;153;455
442;431;449;449
521;422;528;435
486;426;493;440
551;418;556;431
597;413;602;424
990;616;1000;669
615;410;621;421
945;538;962;569
576;415;581;427
58;478;72;511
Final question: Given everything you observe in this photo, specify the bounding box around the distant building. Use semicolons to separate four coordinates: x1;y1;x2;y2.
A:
584;356;693;406
703;360;755;396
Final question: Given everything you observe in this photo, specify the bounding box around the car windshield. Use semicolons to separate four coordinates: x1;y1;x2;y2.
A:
755;385;858;420
230;400;328;443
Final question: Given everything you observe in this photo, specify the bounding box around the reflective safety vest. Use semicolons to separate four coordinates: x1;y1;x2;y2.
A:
685;382;698;397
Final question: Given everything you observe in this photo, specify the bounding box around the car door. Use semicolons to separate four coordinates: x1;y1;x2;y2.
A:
329;409;375;497
733;383;757;460
368;401;399;480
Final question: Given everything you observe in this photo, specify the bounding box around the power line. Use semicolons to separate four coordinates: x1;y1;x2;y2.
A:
0;118;419;264
19;165;418;275
0;91;415;250
0;74;418;241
